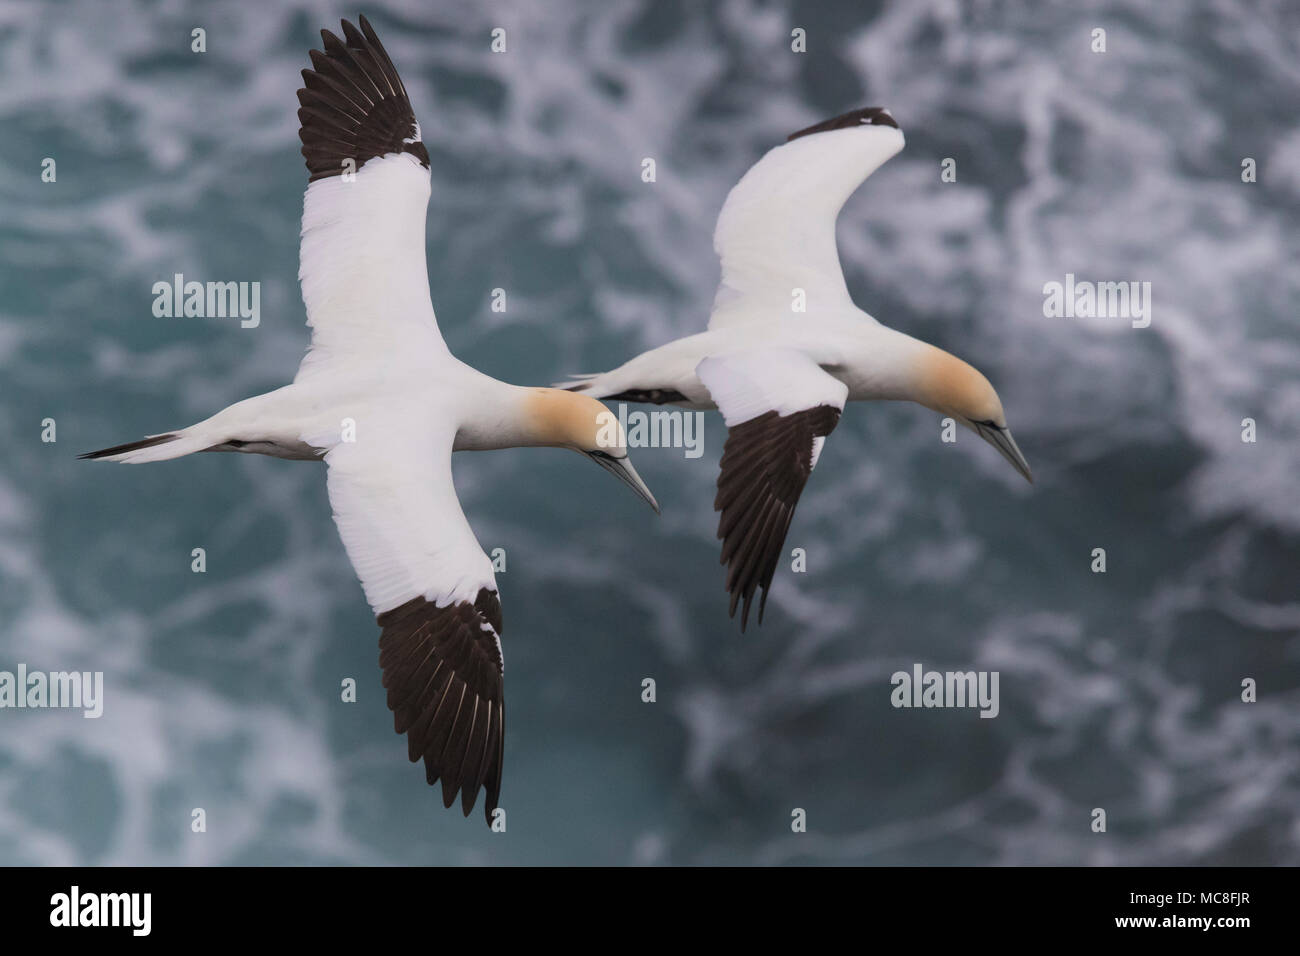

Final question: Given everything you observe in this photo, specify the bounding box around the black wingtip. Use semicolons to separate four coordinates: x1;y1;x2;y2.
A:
378;592;505;825
787;106;899;142
723;584;762;633
714;405;843;632
300;15;427;181
340;19;364;45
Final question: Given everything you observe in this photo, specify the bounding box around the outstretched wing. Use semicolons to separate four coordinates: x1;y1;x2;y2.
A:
295;15;446;381
709;107;904;329
325;410;504;820
697;349;849;629
376;592;505;822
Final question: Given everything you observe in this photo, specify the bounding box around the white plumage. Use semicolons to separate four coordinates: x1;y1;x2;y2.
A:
562;106;1031;628
297;155;447;382
83;16;657;821
697;349;849;426
711;117;904;327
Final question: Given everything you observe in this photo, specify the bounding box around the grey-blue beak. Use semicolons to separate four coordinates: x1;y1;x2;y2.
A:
587;451;661;514
973;422;1033;484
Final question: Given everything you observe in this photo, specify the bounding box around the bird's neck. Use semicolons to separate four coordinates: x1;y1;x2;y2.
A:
455;384;594;451
893;336;983;416
844;326;979;417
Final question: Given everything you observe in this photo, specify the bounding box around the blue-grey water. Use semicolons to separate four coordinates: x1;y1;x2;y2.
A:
1;0;1297;865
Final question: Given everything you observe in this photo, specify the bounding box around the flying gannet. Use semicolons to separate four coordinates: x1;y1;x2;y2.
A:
82;16;659;821
560;107;1031;629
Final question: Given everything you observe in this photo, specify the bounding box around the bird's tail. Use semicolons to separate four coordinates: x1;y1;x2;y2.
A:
554;339;703;405
82;385;305;463
79;429;215;463
551;371;607;395
552;369;693;407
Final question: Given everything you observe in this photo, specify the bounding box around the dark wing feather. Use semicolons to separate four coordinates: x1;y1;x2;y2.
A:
297;15;430;182
714;405;842;630
377;589;505;822
786;106;899;142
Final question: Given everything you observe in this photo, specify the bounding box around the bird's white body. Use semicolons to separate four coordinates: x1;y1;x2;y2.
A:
561;107;1031;627
156;354;554;460
95;153;555;615
561;118;939;414
84;17;659;820
573;317;935;410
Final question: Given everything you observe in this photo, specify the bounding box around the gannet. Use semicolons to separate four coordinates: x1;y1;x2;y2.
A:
81;16;659;821
560;107;1031;629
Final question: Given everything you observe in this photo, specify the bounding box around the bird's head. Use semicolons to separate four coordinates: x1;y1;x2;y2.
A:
525;389;660;513
914;348;1032;484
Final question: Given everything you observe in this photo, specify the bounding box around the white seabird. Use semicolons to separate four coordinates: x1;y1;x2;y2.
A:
82;16;659;821
560;107;1031;629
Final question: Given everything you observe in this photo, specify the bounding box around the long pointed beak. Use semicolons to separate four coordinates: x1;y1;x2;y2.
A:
974;423;1033;484
587;451;661;514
